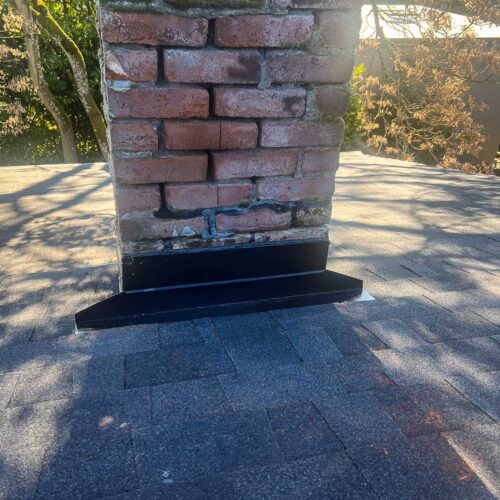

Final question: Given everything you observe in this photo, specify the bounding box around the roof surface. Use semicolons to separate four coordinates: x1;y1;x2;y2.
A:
0;152;499;498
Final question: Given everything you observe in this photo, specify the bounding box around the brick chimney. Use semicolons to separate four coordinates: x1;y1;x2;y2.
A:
77;0;363;328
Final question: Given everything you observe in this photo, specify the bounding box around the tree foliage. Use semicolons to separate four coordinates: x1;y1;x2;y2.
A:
0;0;102;165
355;0;500;173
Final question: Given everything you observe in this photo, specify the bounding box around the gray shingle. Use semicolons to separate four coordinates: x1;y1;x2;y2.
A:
348;433;495;499
71;387;152;435
8;364;73;407
444;423;500;498
316;391;404;447
152;378;231;422
219;363;343;410
227;452;376;499
220;329;300;369
448;371;500;421
407;311;500;343
280;324;344;364
429;337;500;375
132;410;283;486
363;318;427;349
159;321;203;347
36;428;138;499
312;353;395;393
371;346;446;386
376;381;494;437
124;343;235;388
266;402;343;459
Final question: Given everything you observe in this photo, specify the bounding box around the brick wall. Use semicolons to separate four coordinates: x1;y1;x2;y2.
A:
97;0;362;257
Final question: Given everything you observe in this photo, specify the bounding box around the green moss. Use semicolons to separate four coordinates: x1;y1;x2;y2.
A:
164;0;264;9
100;0;264;12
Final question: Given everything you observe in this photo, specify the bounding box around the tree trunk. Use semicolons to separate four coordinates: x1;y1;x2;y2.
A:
32;0;109;160
12;0;79;163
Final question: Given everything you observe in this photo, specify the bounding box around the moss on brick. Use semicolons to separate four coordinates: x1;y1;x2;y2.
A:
100;0;264;13
164;0;264;9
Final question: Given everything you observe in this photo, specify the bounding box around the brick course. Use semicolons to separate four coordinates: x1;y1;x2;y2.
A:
260;120;344;148
216;209;291;233
104;47;157;82
99;1;361;255
107;88;209;120
101;11;208;46
213;88;306;118
212;151;298;180
109;122;158;152
164;50;260;84
113;156;208;184
268;53;355;83
215;15;314;48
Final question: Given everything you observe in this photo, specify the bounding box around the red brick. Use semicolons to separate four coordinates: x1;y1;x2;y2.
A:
268;53;354;83
215;15;313;48
311;86;350;116
218;182;254;206
109;122;158;152
221;122;259;150
113;156;207;184
107;88;209;119
165;122;220;150
114;185;161;216
260;120;344;147
164;184;218;210
214;88;306;118
257;176;335;201
104;47;157;82
164;50;260;84
216;209;291;233
301;149;340;174
212;151;298;180
317;10;362;49
100;11;208;46
119;215;204;241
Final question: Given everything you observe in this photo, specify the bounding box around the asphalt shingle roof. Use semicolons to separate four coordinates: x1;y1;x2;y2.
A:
0;153;499;499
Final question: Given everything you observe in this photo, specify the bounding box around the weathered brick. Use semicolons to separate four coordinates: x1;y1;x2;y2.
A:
164;122;220;150
164;184;218;210
109;122;158;152
121;240;165;255
301;148;340;174
290;0;362;8
310;86;351;117
100;11;208;46
119;214;204;241
115;185;161;216
215;15;314;48
107;88;209;120
113;156;207;184
138;181;254;212
295;202;332;226
260;120;344;147
212;151;298;180
257;176;335;201
216;209;291;233
164;50;260;84
164;122;259;150
268;53;354;83
218;182;254;206
214;88;306;118
221;122;259;150
104;47;157;82
254;225;328;243
317;10;362;49
172;233;253;250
